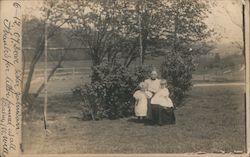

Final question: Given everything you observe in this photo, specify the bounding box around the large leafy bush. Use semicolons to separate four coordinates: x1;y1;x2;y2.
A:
72;63;153;120
160;52;195;106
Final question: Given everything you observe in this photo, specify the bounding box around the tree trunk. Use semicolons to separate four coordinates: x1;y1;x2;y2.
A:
142;38;147;64
91;55;102;66
22;36;45;104
34;52;65;97
124;40;138;67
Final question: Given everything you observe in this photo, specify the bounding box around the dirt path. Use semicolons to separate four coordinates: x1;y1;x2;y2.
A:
193;82;245;87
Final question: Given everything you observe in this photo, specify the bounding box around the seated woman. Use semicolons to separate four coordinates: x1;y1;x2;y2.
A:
144;70;161;94
144;70;161;120
150;79;176;125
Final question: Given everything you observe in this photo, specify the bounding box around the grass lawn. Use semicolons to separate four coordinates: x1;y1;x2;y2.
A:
22;85;246;154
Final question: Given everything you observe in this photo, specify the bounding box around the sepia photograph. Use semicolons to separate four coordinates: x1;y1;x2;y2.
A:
20;0;247;154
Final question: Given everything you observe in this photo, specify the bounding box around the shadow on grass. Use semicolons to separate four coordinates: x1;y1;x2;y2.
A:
127;118;157;126
127;118;146;124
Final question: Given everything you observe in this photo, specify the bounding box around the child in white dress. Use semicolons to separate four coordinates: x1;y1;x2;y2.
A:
151;79;173;108
133;82;153;120
150;79;176;125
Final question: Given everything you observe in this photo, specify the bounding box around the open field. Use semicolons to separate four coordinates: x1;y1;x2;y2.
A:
24;58;245;95
22;85;246;154
24;54;245;86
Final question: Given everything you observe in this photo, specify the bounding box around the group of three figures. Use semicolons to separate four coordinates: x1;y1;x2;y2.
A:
133;70;176;126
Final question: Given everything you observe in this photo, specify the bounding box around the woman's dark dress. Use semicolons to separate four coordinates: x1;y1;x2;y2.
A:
149;104;175;125
146;90;175;125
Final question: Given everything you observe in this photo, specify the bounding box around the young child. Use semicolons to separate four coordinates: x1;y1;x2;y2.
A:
151;79;173;108
150;79;175;125
133;82;153;120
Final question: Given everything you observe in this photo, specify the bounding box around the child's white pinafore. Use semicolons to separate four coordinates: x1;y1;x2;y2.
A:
151;88;173;107
133;91;152;116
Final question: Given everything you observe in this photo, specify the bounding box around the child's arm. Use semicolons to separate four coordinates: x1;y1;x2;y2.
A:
145;91;153;99
135;100;139;106
133;91;139;99
133;91;140;106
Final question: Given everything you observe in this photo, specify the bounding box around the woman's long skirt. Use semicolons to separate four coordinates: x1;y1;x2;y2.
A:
151;104;175;125
146;99;152;119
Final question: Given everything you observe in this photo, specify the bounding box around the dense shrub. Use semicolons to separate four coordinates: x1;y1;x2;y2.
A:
133;64;154;82
72;63;153;120
73;55;194;119
160;53;194;106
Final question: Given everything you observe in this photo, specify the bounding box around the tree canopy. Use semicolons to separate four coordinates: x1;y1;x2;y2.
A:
45;0;216;66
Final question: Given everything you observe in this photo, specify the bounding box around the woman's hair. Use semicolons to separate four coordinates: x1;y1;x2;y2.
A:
151;70;157;75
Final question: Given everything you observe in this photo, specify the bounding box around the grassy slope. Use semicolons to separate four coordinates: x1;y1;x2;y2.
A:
22;85;245;154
